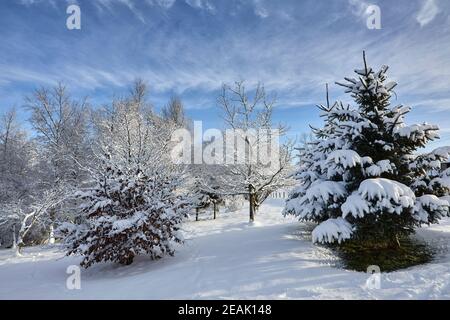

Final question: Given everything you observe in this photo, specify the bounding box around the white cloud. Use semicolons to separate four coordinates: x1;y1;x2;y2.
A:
254;7;268;18
348;0;370;19
146;0;176;9
417;0;440;27
18;0;76;6
7;0;450;114
252;0;269;18
184;0;216;13
115;0;146;22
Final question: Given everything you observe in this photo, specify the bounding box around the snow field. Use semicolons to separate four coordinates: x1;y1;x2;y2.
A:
1;199;450;300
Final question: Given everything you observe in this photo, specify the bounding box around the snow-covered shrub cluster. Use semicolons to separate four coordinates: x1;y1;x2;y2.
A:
284;53;450;247
190;175;225;221
224;196;246;213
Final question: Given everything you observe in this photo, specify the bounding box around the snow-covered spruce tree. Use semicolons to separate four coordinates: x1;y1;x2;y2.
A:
409;147;450;197
64;164;188;267
60;81;191;268
284;85;347;225
284;53;450;248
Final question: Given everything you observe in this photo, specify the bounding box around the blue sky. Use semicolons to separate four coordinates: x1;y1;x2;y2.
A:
1;0;450;149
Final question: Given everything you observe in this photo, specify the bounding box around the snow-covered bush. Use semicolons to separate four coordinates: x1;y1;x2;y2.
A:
284;53;450;248
190;175;224;220
62;166;189;267
224;196;245;213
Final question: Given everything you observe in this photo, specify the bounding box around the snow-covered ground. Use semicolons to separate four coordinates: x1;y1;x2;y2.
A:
1;198;450;300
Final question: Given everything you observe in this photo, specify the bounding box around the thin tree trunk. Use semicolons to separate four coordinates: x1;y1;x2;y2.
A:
249;189;255;222
249;195;255;222
213;202;217;220
17;244;23;256
196;208;199;222
12;225;17;250
395;234;401;248
48;209;56;244
48;225;55;245
16;233;23;256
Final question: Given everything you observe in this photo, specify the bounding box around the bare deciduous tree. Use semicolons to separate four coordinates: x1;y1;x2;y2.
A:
217;81;294;222
25;83;90;243
162;96;189;128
